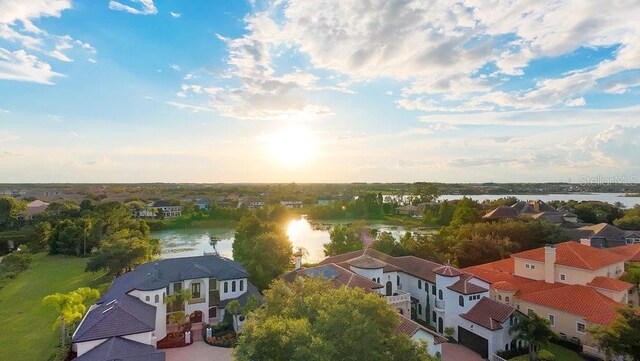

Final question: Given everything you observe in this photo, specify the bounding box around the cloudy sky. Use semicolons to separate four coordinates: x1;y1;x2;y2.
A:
0;0;639;183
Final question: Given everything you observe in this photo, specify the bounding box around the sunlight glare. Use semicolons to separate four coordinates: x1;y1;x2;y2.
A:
267;125;316;166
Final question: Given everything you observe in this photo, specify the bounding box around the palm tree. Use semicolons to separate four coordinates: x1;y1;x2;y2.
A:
42;287;100;348
509;312;555;361
164;289;192;314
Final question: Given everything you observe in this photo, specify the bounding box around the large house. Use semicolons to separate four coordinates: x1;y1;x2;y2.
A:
149;200;182;218
72;255;260;360
286;248;521;358
17;199;49;221
566;223;640;248
483;200;578;224
464;241;636;358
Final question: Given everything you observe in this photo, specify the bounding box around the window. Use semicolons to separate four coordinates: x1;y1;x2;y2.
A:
240;280;244;292
224;281;228;293
527;308;534;316
418;280;422;289
525;264;530;269
155;295;160;303
505;296;510;302
438;289;443;300
560;274;566;281
232;280;236;292
173;282;182;294
432;311;436;322
577;322;586;333
469;296;473;301
548;314;555;326
432;285;436;295
418;304;422;315
397;275;400;286
459;295;464;307
498;294;502;301
530;264;536;270
377;277;380;283
192;282;201;298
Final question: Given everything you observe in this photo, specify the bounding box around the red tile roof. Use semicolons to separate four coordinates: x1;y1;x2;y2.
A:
587;276;633;292
460;297;518;330
608;244;640;262
517;283;621;325
348;255;387;269
434;265;463;277
511;242;627;270
395;317;448;344
492;281;519;292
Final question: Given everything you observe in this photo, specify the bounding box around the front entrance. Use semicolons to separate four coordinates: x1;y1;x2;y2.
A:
438;317;444;333
386;281;392;296
190;310;203;323
458;326;489;359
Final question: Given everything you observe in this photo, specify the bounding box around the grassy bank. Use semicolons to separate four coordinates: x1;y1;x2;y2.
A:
0;253;111;361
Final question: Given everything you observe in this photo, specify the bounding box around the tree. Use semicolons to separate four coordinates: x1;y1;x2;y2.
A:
372;231;408;256
447;197;482;229
510;312;555;361
614;205;640;230
589;306;640;361
0;196;26;231
29;221;52;252
164;289;192;314
233;215;292;290
42;287;100;348
85;234;160;276
411;182;439;204
323;222;367;256
234;278;436;361
455;234;513;268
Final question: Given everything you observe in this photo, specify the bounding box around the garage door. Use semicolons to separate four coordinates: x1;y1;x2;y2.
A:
457;326;488;359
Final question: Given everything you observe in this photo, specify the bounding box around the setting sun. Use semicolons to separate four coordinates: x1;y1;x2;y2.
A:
267;125;317;166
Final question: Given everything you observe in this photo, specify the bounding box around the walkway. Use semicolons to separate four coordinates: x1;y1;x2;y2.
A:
164;341;233;361
441;343;485;361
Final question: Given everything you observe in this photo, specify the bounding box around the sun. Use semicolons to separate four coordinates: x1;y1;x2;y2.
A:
267;125;316;166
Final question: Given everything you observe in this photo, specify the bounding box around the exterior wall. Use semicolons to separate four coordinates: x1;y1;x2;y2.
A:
515;300;594;346
128;288;166;339
457;316;517;357
123;331;155;347
219;278;248;301
349;266;383;284
74;331;154;357
411;329;443;357
587;286;627;303
185;278;209;323
513;258;545;280
398;273;432;323
443;289;489;338
75;339;107;357
555;262;625;285
491;289;517;305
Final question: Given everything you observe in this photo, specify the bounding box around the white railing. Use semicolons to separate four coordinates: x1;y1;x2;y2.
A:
492;354;508;361
386;290;411;305
435;299;445;309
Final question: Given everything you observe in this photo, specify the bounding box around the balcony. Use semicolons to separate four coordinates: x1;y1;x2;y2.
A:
386;290;411;306
188;297;206;305
434;299;445;310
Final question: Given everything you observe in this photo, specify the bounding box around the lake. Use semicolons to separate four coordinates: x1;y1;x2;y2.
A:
153;217;412;264
153;192;639;263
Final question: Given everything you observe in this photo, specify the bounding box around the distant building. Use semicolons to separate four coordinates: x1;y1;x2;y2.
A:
238;197;264;209
317;199;332;206
195;198;211;210
395;203;427;217
149;200;182;218
566;223;640;248
280;200;303;209
18;200;49;221
483;200;578;224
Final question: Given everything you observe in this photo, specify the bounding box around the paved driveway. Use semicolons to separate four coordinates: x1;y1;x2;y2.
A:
441;343;485;361
164;341;233;361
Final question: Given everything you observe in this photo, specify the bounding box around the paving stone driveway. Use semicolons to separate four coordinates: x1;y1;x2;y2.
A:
164;341;233;361
441;342;485;361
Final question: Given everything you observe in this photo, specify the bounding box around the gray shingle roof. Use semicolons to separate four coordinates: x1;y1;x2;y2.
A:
74;337;165;361
73;295;156;343
99;255;249;303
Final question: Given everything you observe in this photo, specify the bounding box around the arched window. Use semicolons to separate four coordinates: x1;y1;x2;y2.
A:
432;285;436;295
377;277;380;283
240;280;244;292
232;280;236;292
396;275;400;286
459;295;464;307
498;294;502;301
155;295;160;303
418;280;422;289
438;289;443;300
145;295;150;302
505;296;510;302
224;281;228;293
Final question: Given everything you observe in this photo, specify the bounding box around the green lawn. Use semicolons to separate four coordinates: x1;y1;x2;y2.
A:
0;253;111;361
510;343;583;361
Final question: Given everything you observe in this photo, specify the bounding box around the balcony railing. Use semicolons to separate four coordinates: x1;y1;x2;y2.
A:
435;299;445;310
386;290;411;305
188;297;206;305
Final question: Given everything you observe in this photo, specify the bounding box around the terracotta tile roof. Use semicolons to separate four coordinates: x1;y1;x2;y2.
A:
587;276;633;292
434;265;463;277
608;244;640;262
483;206;518;219
511;241;627;270
492;281;519;292
465;258;515;273
447;274;488;295
395;317;447;344
281;263;384;292
460;297;518;331
348;255;388;269
517;284;621;325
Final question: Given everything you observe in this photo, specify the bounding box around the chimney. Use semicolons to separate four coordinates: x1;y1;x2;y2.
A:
580;238;591;247
544;244;556;284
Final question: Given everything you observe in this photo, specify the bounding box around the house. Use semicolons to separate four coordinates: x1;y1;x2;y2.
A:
464;241;634;358
297;248;521;359
17;200;49;221
72;255;260;360
396;317;448;357
280;200;303;209
566;223;640;248
149;200;182;218
195;198;211;210
395;203;427;217
483;200;578;224
238;197;264;209
317;199;332;206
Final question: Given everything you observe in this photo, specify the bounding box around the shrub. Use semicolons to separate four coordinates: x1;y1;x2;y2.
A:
497;346;527;359
537;349;555;361
550;335;583;353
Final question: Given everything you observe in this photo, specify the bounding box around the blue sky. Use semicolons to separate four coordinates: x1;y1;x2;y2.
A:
0;0;639;183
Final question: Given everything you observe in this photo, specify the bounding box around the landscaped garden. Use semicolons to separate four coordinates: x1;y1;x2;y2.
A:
204;322;237;348
0;254;110;361
509;343;584;361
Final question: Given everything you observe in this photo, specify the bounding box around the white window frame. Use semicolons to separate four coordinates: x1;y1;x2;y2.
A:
576;322;586;334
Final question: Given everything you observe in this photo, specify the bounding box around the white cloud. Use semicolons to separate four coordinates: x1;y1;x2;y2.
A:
170;64;181;71
108;0;157;15
565;97;586;107
0;48;62;84
170;12;181;18
166;101;215;113
0;108;9;114
0;131;18;142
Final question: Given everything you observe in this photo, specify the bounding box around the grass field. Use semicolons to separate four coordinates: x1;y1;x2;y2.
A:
510;343;583;361
0;253;110;361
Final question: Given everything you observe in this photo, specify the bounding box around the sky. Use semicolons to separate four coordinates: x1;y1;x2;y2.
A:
0;0;639;183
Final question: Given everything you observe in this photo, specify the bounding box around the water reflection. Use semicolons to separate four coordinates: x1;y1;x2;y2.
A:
286;217;332;264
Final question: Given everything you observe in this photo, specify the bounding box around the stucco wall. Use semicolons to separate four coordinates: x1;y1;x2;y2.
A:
515;300;596;346
513;258;545;280
220;278;248;301
412;329;442;357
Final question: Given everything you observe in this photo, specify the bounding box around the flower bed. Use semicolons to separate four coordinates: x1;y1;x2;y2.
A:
206;331;237;348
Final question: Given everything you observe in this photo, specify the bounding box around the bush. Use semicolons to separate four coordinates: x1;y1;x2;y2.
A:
0;251;32;290
537;349;555;361
550;335;583;353
206;331;237;348
497;346;527;359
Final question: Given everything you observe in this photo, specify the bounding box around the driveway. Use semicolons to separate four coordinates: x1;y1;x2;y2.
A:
441;343;485;361
164;341;233;361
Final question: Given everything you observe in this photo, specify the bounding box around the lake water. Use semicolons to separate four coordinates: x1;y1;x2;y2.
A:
153;218;410;264
153;193;639;263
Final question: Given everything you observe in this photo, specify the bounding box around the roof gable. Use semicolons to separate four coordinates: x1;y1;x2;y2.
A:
460;297;518;331
74;337;165;361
